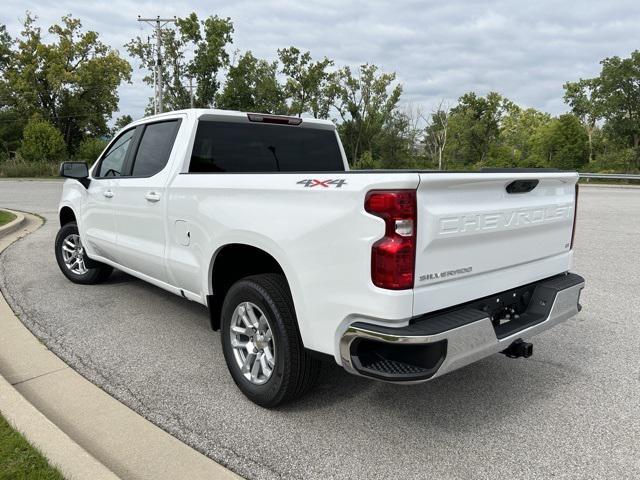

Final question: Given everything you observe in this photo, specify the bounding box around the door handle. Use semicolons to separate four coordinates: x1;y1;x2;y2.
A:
103;190;114;198
145;191;161;203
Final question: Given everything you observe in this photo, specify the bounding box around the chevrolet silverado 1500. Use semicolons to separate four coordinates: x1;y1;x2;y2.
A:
56;109;584;407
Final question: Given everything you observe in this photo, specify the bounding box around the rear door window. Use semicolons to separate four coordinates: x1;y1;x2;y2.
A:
130;120;181;177
189;121;344;173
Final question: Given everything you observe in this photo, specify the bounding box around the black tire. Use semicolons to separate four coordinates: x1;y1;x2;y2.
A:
221;273;321;407
55;221;113;284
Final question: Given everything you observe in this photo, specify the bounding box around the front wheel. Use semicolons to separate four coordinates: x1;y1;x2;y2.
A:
220;274;321;407
55;222;113;284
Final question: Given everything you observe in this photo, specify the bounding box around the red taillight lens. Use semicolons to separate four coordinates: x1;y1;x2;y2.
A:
570;183;579;249
365;190;417;290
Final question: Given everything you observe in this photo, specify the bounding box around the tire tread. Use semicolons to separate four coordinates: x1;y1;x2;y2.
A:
222;273;321;406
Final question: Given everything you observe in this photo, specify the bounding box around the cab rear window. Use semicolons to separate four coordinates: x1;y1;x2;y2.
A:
188;121;344;173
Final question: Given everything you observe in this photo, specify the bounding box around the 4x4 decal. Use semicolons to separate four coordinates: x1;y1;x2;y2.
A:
297;179;347;188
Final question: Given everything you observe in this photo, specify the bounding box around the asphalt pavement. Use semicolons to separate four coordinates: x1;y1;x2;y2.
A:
0;179;638;480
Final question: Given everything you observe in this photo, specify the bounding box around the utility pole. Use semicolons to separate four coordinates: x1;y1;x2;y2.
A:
188;76;194;109
137;15;176;114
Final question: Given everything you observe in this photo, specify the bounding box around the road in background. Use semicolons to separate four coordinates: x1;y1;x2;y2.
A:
0;180;638;479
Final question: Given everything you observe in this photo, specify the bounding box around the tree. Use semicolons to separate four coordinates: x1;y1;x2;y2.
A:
423;100;451;170
4;14;131;152
278;47;333;118
445;92;514;167
75;137;107;164
112;114;133;134
0;25;22;157
534;114;589;170
126;13;233;111
178;13;234;107
19;114;67;162
331;64;402;164
217;51;286;113
496;106;552;167
563;78;601;163
595;51;640;170
0;24;11;68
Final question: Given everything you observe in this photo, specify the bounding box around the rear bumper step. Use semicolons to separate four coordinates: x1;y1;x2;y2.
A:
340;273;584;382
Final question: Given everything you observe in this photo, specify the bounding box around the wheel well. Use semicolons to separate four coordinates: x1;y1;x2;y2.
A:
59;207;76;226
208;244;286;330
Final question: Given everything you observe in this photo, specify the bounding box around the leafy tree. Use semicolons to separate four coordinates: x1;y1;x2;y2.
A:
332;64;402;163
446;92;516;167
217;51;286;113
373;109;419;168
563;78;601;163
0;23;23;158
533;114;589;170
278;47;333;118
75;137;107;164
595;51;640;170
0;110;24;158
112;114;133;134
178;13;234;107
19;114;67;162
351;151;383;170
494;106;551;167
126;13;233;112
3;14;131;152
0;24;12;76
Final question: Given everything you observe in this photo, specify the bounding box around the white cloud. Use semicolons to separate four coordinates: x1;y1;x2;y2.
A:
3;0;639;120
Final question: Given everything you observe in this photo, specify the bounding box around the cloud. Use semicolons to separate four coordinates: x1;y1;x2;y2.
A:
3;0;639;120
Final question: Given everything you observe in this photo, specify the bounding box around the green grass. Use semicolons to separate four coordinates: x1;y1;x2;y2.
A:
0;210;17;227
0;414;65;480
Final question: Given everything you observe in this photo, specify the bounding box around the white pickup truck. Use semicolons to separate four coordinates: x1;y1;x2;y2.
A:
56;109;584;407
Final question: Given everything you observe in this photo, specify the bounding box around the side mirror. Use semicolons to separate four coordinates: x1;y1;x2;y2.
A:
60;161;90;188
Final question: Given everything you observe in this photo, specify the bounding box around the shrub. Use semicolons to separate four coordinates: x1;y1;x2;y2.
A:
0;155;59;177
351;151;383;170
0;160;58;177
75;137;107;165
19;115;67;163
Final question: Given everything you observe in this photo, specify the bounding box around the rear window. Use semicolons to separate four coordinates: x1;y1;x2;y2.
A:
188;121;344;173
131;120;180;177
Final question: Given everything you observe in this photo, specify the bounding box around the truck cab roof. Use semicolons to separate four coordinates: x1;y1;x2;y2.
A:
129;108;336;130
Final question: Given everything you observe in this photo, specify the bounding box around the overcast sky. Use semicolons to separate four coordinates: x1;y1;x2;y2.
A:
3;0;639;122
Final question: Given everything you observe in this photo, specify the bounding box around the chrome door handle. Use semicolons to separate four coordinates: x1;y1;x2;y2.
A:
103;190;114;198
145;191;161;203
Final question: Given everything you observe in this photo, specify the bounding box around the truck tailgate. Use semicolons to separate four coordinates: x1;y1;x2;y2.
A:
413;171;578;315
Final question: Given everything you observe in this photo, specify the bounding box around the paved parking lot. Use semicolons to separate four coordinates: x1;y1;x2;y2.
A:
0;180;638;479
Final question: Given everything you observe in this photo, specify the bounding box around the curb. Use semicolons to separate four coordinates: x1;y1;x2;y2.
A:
0;209;26;238
0;213;118;479
0;212;241;480
0;375;120;480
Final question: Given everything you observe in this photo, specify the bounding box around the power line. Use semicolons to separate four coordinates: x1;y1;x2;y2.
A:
137;15;177;115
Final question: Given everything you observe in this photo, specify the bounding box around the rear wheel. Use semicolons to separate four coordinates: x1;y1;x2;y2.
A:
220;274;321;407
55;222;113;284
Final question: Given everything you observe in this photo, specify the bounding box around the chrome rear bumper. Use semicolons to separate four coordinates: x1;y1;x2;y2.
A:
339;273;585;383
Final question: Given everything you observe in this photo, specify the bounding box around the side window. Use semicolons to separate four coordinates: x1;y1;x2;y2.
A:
130;120;180;177
96;129;135;177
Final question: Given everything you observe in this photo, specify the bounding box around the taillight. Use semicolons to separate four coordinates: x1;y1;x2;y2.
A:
570;183;579;249
365;190;417;290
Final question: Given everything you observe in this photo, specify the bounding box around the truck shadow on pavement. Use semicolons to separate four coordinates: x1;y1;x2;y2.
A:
284;343;579;433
